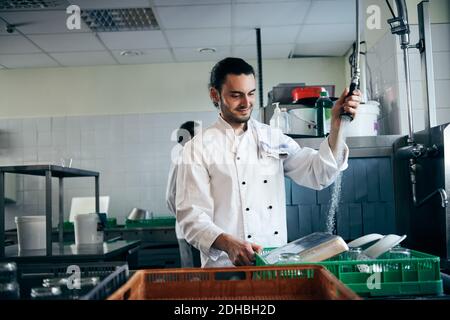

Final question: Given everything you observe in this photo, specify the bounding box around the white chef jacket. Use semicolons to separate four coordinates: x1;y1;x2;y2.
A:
165;145;184;239
175;115;349;267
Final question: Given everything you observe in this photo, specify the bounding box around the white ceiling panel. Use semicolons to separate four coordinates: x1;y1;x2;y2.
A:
166;28;231;48
50;51;117;66
98;30;168;50
234;44;292;59
297;24;355;43
0;11;91;34
0;53;59;68
233;26;300;45
28;33;104;52
304;0;355;24
173;46;231;62
232;1;311;27
293;41;352;56
154;0;230;5
0;0;358;68
156;5;231;29
0;35;41;54
67;0;152;9
112;49;174;64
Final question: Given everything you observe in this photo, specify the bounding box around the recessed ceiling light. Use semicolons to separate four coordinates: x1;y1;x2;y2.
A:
198;48;217;54
120;50;143;57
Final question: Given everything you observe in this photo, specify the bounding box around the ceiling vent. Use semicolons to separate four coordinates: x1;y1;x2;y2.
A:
0;0;65;10
81;7;159;32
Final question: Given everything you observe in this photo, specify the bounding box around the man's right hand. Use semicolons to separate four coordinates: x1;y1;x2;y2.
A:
212;233;262;266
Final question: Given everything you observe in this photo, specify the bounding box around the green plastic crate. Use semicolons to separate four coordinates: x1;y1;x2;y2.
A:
106;218;117;228
256;247;443;297
62;221;74;231
125;216;176;228
62;218;117;231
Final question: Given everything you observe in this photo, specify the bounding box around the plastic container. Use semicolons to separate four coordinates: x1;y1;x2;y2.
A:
74;213;103;245
256;247;443;297
279;108;291;134
315;90;333;136
15;215;46;251
291;86;323;103
269;102;282;129
288;108;317;136
346;100;380;137
108;265;359;300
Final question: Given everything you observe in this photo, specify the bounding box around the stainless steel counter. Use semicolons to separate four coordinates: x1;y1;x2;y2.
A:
293;135;403;158
2;240;140;263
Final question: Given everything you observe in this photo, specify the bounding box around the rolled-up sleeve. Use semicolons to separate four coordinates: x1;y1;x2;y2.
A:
175;140;224;261
283;135;349;190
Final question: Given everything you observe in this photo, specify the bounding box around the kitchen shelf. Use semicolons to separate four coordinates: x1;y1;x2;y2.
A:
0;164;100;258
2;240;140;264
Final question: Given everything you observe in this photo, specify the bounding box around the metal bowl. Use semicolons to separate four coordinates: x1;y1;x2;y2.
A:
127;208;151;220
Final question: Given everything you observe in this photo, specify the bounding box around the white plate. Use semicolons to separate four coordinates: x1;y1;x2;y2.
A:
363;234;407;259
347;233;384;248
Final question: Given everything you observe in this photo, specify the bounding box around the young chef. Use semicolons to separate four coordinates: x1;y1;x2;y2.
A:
175;57;361;267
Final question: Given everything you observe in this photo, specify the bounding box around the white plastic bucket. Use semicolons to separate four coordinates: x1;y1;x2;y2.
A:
74;213;103;245
288;108;317;136
15;216;46;251
346;101;380;137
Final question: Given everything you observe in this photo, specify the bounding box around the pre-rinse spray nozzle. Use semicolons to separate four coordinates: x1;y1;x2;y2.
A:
340;0;360;122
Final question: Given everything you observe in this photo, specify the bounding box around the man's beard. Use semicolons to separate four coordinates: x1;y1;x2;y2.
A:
220;100;252;124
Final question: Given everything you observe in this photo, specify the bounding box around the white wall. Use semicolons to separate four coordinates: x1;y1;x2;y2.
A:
361;0;450;135
0;57;346;119
363;0;450;50
0;56;346;228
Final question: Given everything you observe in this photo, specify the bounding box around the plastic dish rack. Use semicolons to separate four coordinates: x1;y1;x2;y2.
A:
256;248;443;297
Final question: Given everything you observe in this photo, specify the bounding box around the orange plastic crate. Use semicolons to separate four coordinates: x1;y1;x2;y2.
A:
108;265;360;300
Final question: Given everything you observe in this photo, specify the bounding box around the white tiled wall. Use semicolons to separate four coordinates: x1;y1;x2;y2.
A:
365;23;450;135
0;111;218;229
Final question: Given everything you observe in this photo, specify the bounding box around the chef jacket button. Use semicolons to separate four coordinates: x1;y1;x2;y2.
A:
242;181;246;185
247;235;252;239
274;231;278;235
245;208;250;211
237;156;241;160
268;205;273;209
264;180;268;183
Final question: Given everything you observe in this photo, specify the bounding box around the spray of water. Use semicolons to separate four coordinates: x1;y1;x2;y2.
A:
326;116;351;234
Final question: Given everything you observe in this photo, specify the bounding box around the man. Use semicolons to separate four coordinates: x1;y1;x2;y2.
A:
166;121;201;267
176;57;361;268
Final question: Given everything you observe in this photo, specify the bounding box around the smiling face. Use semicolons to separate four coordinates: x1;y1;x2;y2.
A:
210;73;256;129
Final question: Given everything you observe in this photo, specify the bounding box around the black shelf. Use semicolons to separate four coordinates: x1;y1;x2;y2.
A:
0;164;100;258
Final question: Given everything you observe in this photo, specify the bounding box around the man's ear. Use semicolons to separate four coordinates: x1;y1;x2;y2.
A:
209;87;220;107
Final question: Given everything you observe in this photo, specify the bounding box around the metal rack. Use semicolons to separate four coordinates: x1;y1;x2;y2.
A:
0;165;100;258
